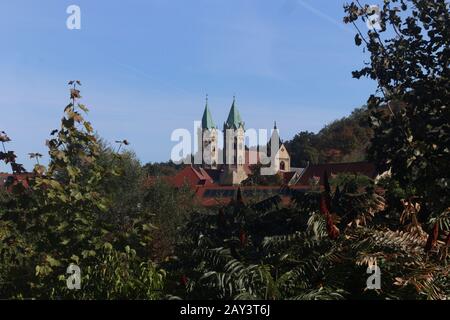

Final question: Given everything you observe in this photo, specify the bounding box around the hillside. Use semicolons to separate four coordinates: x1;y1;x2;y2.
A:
284;107;373;167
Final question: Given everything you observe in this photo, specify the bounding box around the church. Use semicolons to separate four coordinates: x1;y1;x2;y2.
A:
196;96;294;185
149;96;377;207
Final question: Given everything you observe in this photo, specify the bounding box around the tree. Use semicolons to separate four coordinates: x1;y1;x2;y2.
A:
143;161;182;177
95;139;146;225
143;178;198;261
284;132;320;167
284;107;373;166
242;164;284;186
0;82;165;299
344;0;450;219
317;108;373;163
167;173;449;300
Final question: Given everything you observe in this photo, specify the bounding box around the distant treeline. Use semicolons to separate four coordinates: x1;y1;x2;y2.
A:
143;160;183;177
284;107;373;167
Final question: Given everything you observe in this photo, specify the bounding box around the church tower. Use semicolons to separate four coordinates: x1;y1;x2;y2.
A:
221;97;247;185
223;96;245;166
198;95;218;168
267;121;291;172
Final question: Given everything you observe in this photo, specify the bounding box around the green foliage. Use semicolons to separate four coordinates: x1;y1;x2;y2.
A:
284;131;320;167
143;161;182;177
167;173;449;300
285;107;373;166
53;245;165;300
242;164;284;186
143;178;198;261
330;173;373;189
95;141;146;224
2;2;450;300
0;82;165;299
344;0;450;216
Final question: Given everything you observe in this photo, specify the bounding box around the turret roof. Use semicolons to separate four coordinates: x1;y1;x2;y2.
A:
201;95;216;129
225;97;244;129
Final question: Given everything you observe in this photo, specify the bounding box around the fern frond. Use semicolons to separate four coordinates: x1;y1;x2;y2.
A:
288;287;346;300
428;208;450;232
193;247;233;269
351;229;426;257
262;231;323;252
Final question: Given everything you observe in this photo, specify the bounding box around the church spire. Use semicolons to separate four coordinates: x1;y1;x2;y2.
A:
201;94;216;129
225;96;243;129
267;121;282;156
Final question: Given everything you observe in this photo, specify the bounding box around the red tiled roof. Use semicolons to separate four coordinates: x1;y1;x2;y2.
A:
0;172;32;189
145;162;377;208
168;165;215;188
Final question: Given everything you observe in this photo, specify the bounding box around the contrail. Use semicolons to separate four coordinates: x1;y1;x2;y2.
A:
296;0;354;34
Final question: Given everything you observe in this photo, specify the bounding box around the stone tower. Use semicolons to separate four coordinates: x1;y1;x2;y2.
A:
198;95;218;168
221;97;247;185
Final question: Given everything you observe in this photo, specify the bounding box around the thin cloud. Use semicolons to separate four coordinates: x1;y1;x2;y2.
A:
296;0;354;34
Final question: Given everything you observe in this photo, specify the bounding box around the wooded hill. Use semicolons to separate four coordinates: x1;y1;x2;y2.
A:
284;107;373;168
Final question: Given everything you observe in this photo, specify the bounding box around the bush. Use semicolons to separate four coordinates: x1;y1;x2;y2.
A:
0;82;165;299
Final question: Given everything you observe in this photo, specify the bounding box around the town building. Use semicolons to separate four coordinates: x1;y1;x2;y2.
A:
156;97;378;207
196;96;295;185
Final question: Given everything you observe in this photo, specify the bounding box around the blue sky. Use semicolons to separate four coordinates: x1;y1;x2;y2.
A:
0;0;378;171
